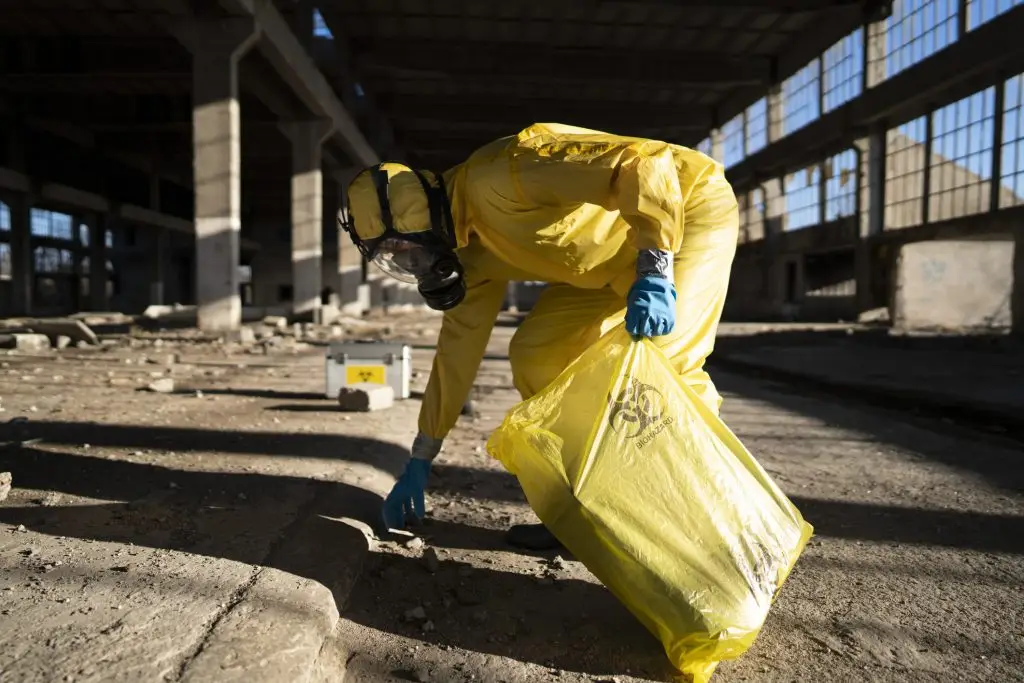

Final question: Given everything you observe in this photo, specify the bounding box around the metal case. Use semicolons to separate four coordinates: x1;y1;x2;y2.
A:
325;341;412;400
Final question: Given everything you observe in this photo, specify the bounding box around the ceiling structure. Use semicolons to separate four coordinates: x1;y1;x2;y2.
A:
315;0;888;170
0;0;887;214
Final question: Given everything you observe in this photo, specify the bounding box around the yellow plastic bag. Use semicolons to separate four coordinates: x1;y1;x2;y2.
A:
486;328;813;682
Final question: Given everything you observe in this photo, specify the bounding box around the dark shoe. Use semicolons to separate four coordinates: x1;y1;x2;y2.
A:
505;523;563;551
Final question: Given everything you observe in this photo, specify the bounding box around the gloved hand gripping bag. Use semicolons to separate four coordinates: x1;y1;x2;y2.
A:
486;328;813;682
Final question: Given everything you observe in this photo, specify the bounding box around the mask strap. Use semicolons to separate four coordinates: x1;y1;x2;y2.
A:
413;169;457;250
436;173;456;249
370;166;395;233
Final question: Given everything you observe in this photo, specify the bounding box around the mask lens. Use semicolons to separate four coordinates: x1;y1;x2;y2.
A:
370;238;437;284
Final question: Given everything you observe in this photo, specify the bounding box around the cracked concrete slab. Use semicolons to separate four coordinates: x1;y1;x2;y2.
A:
0;314;439;683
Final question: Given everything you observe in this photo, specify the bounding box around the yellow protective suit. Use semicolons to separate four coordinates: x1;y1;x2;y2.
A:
418;123;740;441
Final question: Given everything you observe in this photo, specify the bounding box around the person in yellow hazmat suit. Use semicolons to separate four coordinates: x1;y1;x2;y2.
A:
339;123;739;550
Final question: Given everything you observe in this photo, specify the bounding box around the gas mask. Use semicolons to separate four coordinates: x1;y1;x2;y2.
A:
339;165;466;311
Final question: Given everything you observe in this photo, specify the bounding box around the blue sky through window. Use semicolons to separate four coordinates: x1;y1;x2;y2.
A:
707;1;1024;226
313;9;333;39
967;0;1024;29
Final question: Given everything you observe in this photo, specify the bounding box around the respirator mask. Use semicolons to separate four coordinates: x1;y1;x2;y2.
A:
339;165;466;311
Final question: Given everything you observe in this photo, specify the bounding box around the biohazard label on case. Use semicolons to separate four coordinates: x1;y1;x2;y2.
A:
346;365;386;385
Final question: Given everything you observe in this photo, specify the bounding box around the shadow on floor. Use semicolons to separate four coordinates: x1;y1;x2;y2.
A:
0;442;392;605
425;463;1024;555
266;404;342;413
0;420;409;474
711;369;1024;495
344;549;671;680
192;388;327;401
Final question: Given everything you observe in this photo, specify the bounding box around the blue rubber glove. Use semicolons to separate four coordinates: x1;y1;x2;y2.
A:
625;275;677;338
382;458;432;531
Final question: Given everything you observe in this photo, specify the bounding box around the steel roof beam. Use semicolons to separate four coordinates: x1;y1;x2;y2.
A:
357;44;773;87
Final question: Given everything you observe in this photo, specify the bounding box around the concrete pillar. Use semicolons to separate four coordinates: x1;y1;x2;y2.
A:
762;178;787;312
285;120;333;318
866;126;887;237
855;126;888;314
177;18;259;332
866;20;888;89
87;212;109;311
991;77;1005;212
767;86;785;143
151;227;167;305
709;128;724;163
8;193;32;316
334;167;366;313
321;177;341;300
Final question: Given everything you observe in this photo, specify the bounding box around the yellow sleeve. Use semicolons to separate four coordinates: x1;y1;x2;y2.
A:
417;277;507;440
509;134;709;254
608;142;686;253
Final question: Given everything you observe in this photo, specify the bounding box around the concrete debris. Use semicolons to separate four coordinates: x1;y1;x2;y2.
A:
423;548;440;574
226;327;257;345
404;537;424;551
142;305;175;319
16;524;26;533
30;319;99;347
0;334;51;351
0;471;11;502
262;316;288;330
146;378;175;394
549;555;568;571
337;383;395;412
55;336;72;350
422;620;435;633
403;606;427;622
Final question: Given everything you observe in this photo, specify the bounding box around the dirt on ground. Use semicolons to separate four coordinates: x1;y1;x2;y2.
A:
1;313;1023;683
338;323;1024;683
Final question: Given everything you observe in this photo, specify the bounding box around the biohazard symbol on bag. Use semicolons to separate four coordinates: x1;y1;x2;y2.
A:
608;378;674;448
487;329;812;683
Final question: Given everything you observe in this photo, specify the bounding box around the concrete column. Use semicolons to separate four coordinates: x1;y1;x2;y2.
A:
8;193;33;316
866;20;888;89
87;212;109;311
151;227;167;305
922;112;933;225
285;120;333;318
855;126;888;313
334;167;366;313
991;77;1005;212
178;18;259;332
767;86;785;143
866;126;887;237
762;178;786;312
709;128;724;163
321;177;341;300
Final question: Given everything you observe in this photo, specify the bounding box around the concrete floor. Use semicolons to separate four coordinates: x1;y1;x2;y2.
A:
0;315;1022;682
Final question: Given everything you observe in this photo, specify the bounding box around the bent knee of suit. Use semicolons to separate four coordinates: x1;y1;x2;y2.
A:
509;345;562;401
